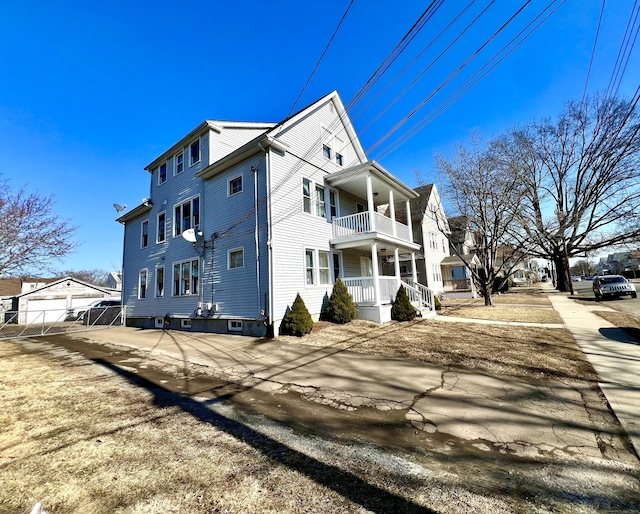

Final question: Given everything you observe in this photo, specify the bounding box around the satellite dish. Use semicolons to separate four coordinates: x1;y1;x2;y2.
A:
182;228;201;243
113;203;127;214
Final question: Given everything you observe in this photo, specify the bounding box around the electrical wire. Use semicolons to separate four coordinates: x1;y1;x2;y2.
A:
582;0;606;104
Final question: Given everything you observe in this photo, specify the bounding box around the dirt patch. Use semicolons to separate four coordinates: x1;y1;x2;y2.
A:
279;319;596;383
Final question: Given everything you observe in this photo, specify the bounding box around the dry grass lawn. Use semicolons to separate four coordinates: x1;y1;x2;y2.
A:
282;318;597;383
442;292;551;306
439;305;562;323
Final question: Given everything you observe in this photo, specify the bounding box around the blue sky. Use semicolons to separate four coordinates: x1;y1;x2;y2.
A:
0;0;637;275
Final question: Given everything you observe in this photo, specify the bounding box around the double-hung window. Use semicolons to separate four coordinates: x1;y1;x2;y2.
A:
228;248;244;269
318;251;330;284
303;178;330;218
139;269;148;299
321;126;346;166
306;249;333;285
303;178;312;214
155;266;164;297
305;250;315;285
175;152;184;175
157;212;166;243
315;184;326;217
329;190;338;219
173;196;200;237
190;139;201;166
173;259;199;296
334;137;344;166
322;127;332;159
158;162;167;185
141;220;149;248
229;175;243;196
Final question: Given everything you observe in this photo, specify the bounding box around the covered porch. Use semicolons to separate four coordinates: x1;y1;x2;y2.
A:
440;254;480;299
326;161;435;321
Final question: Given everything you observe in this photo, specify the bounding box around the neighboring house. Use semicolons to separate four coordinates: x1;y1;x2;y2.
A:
118;91;432;336
440;216;480;299
107;272;122;290
4;277;120;324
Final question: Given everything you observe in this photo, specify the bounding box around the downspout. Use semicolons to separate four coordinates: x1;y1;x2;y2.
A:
258;139;274;333
252;164;261;318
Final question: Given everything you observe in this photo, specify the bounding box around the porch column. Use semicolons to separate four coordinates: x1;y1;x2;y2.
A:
388;189;396;237
405;199;413;240
366;173;376;231
393;248;401;280
371;242;380;306
411;251;418;283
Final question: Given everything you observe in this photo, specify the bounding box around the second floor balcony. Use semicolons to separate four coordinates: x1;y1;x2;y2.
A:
331;211;413;245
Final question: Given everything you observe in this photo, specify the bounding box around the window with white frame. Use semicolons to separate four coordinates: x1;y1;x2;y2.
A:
157;211;166;243
190;138;200;166
141;219;149;248
318;251;330;284
181;319;191;328
228;174;243;196
334;136;344;166
158;162;167;185
302;178;312;213
173;259;199;296
228;248;244;269
155;265;164;297
228;320;243;332
175;152;184;175
173;196;200;237
332;253;341;281
432;264;442;283
329;190;338;219
321;127;332;159
138;269;148;299
305;249;315;285
429;232;438;250
315;184;325;217
356;202;365;213
400;264;409;275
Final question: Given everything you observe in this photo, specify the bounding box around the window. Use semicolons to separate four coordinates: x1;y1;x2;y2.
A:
155;266;164;297
335;137;344;166
175;152;184;175
400;264;409;275
228;320;243;332
173;196;200;237
322;127;332;160
332;253;341;281
303;178;312;213
190;139;200;166
318;251;330;284
305;249;315;285
356;202;365;213
173;259;199;296
315;184;326;217
138;269;148;299
432;264;442;282
158;162;167;185
141;220;149;248
430;232;438;250
181;319;191;328
157;212;166;243
229;175;243;196
329;190;338;219
229;248;244;269
155;317;164;328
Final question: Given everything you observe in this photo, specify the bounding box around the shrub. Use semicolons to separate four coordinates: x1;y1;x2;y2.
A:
282;293;314;336
434;294;442;311
391;286;416;322
325;277;357;324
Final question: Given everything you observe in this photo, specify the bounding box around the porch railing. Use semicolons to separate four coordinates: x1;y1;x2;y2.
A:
343;276;400;304
443;278;474;292
402;279;434;311
332;212;412;242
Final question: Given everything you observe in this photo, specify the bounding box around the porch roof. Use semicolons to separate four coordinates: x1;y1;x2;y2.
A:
325;160;418;204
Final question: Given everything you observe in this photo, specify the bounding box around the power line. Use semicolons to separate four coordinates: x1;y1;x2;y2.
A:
582;0;606;104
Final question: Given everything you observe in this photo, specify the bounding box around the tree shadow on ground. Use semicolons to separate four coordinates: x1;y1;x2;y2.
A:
93;358;435;514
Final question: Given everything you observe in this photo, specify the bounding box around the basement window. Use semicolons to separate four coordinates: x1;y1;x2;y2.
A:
228;320;243;332
181;319;191;329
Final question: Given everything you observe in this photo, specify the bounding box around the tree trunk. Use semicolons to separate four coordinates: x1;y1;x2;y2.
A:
553;254;571;292
481;283;493;306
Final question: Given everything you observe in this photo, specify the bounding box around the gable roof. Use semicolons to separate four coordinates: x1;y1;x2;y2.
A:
15;277;111;299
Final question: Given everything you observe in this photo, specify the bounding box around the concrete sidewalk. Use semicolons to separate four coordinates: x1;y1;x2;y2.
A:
548;294;640;456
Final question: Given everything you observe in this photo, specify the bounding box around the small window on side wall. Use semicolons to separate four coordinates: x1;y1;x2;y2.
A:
190;139;200;166
141;220;149;248
175;152;184;175
228;320;243;332
229;248;244;269
158;162;167;185
229;175;243;196
138;269;148;299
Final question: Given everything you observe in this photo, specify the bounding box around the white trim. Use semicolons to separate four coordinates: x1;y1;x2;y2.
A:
305;248;315;286
181;319;192;328
155;265;165;298
172;195;200;238
174;151;184;176
158;161;168;186
328;188;339;220
228;247;244;270
172;258;200;296
141;218;149;249
155;317;164;328
138;268;148;299
318;250;331;285
331;250;343;282
228;173;243;197
156;210;166;243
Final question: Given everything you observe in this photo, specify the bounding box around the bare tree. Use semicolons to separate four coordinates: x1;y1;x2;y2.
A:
0;179;77;277
434;132;532;306
500;94;640;292
60;269;110;286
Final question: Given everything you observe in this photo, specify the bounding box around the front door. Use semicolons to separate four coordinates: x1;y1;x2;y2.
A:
360;256;372;276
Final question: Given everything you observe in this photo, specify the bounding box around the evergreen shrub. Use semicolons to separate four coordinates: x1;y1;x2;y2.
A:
434;294;442;311
326;277;357;324
391;286;416;321
282;293;314;336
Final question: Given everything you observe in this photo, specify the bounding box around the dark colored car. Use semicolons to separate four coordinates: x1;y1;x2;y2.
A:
82;300;122;325
592;275;637;300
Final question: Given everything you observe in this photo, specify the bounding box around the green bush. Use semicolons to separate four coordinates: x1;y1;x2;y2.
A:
326;277;357;324
434;294;442;311
282;293;314;336
391;286;416;322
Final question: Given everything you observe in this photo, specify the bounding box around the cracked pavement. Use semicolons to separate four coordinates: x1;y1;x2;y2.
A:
68;326;617;462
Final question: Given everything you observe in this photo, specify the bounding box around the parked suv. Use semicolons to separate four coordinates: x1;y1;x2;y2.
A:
82;300;122;325
592;275;637;300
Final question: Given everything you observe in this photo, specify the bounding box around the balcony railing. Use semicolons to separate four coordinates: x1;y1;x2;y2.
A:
443;278;474;292
332;212;412;242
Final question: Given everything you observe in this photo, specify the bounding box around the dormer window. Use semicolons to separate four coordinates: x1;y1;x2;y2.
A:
321;126;345;166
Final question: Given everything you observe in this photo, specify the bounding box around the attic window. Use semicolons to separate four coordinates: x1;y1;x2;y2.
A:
190;139;201;166
159;162;167;185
